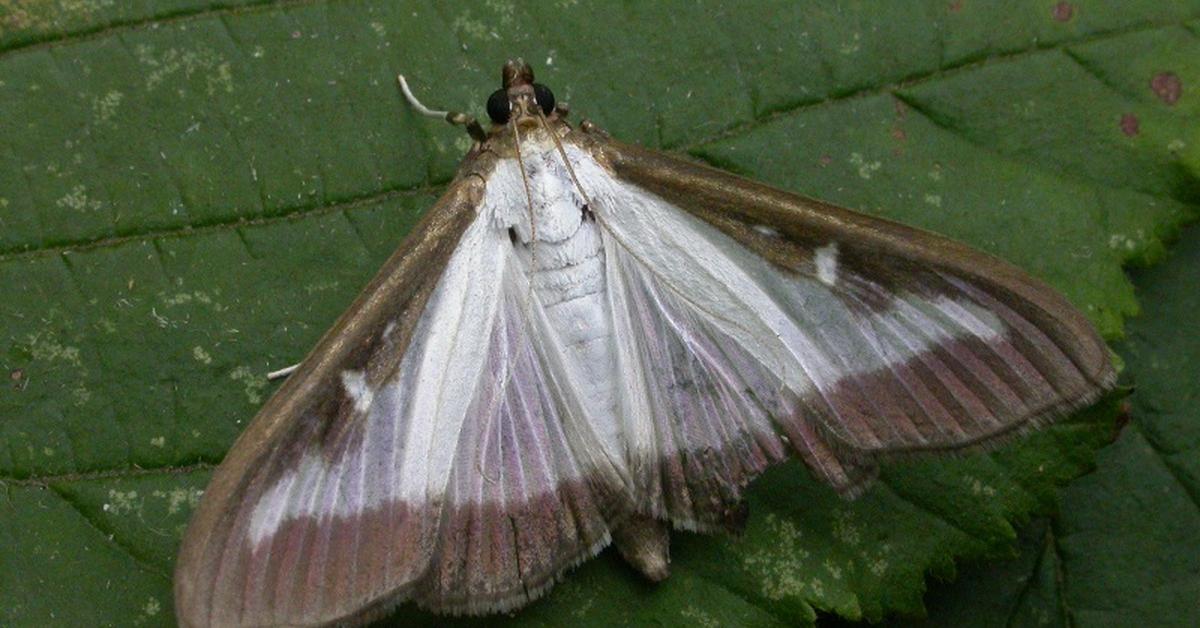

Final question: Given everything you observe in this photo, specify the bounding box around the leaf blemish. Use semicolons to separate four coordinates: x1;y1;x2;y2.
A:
840;32;862;55
11;368;27;391
1119;113;1140;137
55;185;103;212
849;153;881;179
1051;1;1074;22
824;558;843;580
963;474;997;497
742;514;814;600
134;43;234;95
680;607;719;628
193;346;213;364
832;508;862;546
104;489;140;515
91;90;123;123
1150;72;1181;105
230;365;267;404
24;331;83;367
152;487;203;514
1108;233;1138;251
452;11;490;40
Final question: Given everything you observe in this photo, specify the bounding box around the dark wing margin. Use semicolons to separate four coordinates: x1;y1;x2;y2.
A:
175;173;490;627
590;136;1115;496
176;155;632;626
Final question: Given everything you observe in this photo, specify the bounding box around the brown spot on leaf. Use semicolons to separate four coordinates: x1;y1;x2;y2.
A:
1113;400;1132;442
1119;113;1140;137
948;0;964;12
893;99;909;121
1051;1;1074;22
1150;72;1182;105
891;128;907;142
819;154;832;167
10;368;27;391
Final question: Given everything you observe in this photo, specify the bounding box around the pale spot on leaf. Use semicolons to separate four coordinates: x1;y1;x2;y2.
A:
230;366;267;404
105;489;140;515
152;487;203;514
451;11;489;39
25;331;83;367
681;607;720;628
849;152;881;179
133;43;234;95
303;280;341;295
192;346;212;364
56;185;103;212
832;508;861;546
743;514;816;601
91;89;123;123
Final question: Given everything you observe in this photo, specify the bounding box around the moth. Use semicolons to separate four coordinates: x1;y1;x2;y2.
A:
175;59;1116;627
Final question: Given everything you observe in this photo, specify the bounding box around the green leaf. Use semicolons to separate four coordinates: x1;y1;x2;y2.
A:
1;2;1197;626
904;223;1200;627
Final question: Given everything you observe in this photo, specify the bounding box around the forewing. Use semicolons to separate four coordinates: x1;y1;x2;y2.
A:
582;138;1114;501
175;174;625;626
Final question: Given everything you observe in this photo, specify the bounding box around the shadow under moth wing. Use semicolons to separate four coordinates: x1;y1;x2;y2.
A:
174;60;1116;627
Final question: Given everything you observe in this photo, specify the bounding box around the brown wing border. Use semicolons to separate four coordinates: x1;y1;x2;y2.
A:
174;165;490;627
587;135;1114;396
579;133;1116;472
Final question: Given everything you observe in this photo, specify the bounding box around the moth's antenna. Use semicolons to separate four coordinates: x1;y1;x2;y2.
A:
267;364;298;380
510;116;540;294
397;75;487;143
537;110;592;209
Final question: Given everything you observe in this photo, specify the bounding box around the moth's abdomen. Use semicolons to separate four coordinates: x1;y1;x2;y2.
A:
529;220;604;303
528;216;621;449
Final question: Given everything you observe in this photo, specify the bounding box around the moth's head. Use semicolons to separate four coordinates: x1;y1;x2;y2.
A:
486;58;559;130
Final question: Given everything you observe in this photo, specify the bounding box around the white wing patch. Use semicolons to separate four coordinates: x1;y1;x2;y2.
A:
752;223;781;238
339;370;374;414
815;242;839;286
561;143;1093;497
232;168;630;616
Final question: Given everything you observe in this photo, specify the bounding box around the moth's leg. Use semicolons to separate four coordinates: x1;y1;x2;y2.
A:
397;75;487;143
266;364;298;381
578;119;609;138
612;515;671;582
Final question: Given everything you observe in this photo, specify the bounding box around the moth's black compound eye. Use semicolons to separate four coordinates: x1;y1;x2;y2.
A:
532;83;555;116
487;89;511;124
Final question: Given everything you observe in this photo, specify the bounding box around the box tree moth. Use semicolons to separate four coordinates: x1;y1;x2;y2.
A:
175;59;1116;627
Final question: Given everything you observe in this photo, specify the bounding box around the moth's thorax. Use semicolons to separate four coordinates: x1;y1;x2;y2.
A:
485;143;621;447
482;122;573;159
